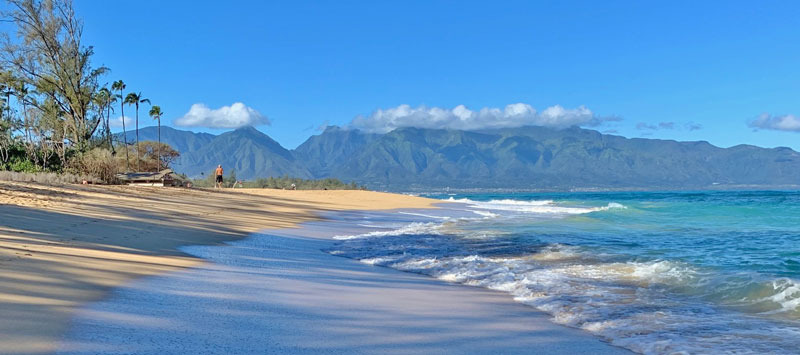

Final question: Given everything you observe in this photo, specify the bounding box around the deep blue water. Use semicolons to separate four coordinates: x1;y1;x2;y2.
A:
330;190;800;354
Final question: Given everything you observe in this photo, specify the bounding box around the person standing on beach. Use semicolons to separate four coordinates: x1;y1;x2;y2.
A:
214;165;224;188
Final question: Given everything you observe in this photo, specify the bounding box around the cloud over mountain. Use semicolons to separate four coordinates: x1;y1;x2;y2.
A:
175;103;269;129
110;116;133;128
749;113;800;132
349;103;617;133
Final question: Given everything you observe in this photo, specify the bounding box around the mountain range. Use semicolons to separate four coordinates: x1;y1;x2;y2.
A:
119;125;800;190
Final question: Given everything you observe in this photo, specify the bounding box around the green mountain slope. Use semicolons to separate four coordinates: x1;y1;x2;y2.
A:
178;126;311;179
115;125;800;190
116;126;215;155
293;126;379;177
323;126;800;189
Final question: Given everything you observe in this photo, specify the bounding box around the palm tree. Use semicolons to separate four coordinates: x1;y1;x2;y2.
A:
124;92;150;171
94;87;114;152
148;105;163;172
111;80;129;171
106;91;117;153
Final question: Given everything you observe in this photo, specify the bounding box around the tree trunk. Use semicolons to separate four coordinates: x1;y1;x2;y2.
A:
157;118;161;172
120;94;129;172
22;103;36;168
135;103;140;172
106;104;114;154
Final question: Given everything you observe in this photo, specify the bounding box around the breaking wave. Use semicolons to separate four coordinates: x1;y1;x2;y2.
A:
333;222;443;240
327;193;800;354
331;238;800;354
448;197;626;215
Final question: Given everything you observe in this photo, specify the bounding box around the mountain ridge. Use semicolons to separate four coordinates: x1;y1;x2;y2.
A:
118;125;800;190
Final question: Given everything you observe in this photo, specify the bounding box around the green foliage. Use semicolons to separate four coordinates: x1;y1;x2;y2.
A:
1;143;34;172
0;1;169;185
0;140;64;173
245;176;365;190
148;106;163;120
2;0;109;149
187;168;223;188
189;173;365;190
7;157;38;173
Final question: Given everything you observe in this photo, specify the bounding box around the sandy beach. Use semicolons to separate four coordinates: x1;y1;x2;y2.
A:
1;182;626;354
0;182;433;354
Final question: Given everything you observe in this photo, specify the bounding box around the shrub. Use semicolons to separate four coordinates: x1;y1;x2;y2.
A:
0;170;98;184
203;175;367;190
69;148;119;183
130;141;180;172
7;158;39;173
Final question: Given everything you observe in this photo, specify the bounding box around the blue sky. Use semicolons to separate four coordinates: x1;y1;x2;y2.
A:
75;1;800;149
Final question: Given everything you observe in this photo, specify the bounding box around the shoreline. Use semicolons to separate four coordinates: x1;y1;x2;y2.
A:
56;208;628;354
0;182;435;354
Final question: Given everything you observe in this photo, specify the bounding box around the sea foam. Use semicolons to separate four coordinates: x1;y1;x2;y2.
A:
333;238;800;354
448;197;626;215
327;195;800;354
333;221;443;240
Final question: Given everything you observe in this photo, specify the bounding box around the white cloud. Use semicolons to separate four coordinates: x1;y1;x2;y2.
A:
109;116;133;128
349;103;617;133
174;102;269;129
749;113;800;132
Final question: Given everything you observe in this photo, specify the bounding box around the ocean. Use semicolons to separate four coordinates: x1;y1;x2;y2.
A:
328;190;800;354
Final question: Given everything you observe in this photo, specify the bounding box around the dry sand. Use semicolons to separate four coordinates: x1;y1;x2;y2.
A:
0;182;434;354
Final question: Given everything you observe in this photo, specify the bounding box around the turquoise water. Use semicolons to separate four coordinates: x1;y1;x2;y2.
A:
330;191;800;354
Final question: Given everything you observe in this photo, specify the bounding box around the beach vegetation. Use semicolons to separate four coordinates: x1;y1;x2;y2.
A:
0;0;107;151
246;176;365;190
94;87;116;153
111;80;129;170
125;141;180;172
148;105;163;172
0;0;172;183
190;173;366;190
0;140;181;184
0;169;98;184
124;92;150;171
226;168;237;186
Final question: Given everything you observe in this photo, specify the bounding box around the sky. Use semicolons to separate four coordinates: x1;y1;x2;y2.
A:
68;0;800;149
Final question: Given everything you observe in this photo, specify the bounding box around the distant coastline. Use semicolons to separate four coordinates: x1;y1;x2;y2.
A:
403;184;800;195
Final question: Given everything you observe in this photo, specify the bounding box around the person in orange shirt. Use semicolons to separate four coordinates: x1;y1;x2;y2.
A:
214;165;224;188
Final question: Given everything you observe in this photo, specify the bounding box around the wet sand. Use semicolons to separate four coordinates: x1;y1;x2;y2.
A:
57;210;628;354
0;182;433;354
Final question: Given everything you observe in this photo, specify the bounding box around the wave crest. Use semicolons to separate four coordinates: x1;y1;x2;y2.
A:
447;197;626;215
